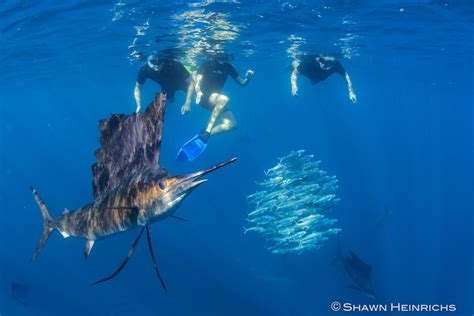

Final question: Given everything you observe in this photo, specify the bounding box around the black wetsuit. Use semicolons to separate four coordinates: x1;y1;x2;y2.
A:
298;55;345;84
197;59;239;108
137;59;190;101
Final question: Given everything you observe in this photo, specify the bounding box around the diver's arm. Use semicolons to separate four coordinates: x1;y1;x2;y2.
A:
291;60;299;96
134;82;143;113
343;71;357;103
181;78;195;115
291;69;299;96
194;74;203;104
234;69;254;86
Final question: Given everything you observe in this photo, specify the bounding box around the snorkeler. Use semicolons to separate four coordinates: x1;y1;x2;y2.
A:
134;54;194;113
291;54;357;103
177;54;253;162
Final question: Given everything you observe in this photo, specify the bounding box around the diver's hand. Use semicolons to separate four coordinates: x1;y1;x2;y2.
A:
349;91;357;103
245;69;254;79
291;85;298;96
242;70;254;86
181;102;191;115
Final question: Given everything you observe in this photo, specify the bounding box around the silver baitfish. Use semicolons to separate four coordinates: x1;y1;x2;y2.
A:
245;149;341;255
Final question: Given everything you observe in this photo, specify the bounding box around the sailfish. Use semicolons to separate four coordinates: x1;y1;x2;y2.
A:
30;94;236;291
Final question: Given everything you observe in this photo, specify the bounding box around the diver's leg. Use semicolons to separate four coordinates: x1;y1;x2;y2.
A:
210;111;237;135
205;93;229;134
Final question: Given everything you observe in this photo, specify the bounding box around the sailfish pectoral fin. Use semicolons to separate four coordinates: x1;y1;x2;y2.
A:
84;240;95;260
145;226;167;293
91;227;145;286
170;215;188;222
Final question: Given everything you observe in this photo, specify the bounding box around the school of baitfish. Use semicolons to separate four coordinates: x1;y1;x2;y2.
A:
245;150;341;254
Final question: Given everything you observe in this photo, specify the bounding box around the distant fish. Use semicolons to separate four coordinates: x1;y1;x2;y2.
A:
375;205;392;229
10;281;29;305
332;239;377;299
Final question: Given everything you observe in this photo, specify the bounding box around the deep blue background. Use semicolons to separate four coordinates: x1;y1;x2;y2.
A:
0;1;472;315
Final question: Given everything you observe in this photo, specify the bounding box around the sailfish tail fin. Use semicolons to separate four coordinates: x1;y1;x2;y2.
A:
30;187;57;262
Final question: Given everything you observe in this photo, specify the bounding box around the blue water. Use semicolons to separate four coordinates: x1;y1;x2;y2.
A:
0;1;473;315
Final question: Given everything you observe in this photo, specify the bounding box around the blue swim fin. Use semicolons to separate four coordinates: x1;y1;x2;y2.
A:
176;132;209;162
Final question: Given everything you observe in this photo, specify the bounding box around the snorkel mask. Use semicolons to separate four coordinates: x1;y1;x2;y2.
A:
147;55;163;71
315;54;335;70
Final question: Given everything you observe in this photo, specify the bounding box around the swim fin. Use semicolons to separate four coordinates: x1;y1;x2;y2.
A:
176;130;210;162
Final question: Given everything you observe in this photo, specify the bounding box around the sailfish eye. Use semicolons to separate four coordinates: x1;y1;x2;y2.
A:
158;180;166;190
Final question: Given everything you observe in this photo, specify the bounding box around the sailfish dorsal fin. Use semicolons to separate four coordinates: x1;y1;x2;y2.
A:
91;93;167;199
